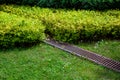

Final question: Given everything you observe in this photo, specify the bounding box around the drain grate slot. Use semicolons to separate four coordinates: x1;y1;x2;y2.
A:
44;39;120;73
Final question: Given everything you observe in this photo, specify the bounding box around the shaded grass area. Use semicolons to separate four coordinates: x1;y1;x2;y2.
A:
78;40;120;62
0;43;120;80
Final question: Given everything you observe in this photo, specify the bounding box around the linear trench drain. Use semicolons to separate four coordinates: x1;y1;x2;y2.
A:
44;39;120;73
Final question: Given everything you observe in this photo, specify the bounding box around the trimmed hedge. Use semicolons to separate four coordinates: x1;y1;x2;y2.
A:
42;9;120;42
0;0;120;10
0;11;45;47
0;4;49;20
0;5;120;43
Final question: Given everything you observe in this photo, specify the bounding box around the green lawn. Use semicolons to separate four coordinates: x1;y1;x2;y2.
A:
0;42;120;80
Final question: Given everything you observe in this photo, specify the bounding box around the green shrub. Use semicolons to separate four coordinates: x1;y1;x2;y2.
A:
1;5;120;43
0;11;45;47
42;10;120;42
0;4;50;20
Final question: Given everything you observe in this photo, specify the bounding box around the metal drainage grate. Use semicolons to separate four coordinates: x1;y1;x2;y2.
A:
44;39;120;73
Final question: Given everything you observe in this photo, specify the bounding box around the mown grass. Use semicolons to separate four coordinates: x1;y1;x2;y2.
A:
0;43;120;80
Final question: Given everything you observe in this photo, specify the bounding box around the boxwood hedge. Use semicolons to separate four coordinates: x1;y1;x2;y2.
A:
0;5;120;44
42;9;120;42
0;11;45;47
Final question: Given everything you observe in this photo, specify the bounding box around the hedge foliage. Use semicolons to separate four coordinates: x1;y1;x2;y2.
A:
0;11;45;47
0;0;120;10
0;5;120;44
43;10;120;42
